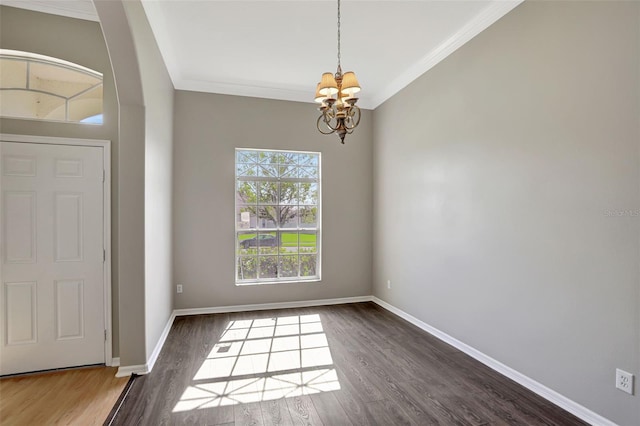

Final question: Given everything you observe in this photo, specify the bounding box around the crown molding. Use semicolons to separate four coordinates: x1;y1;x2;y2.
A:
369;0;523;108
170;1;520;110
175;79;313;105
2;1;99;22
175;78;376;110
4;0;522;110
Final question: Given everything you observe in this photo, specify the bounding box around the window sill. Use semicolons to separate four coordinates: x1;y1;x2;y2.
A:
235;278;321;286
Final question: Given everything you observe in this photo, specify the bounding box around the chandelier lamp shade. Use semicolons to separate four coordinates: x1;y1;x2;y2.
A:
315;0;361;144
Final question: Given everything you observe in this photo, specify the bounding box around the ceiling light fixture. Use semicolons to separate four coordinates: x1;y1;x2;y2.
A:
315;0;361;144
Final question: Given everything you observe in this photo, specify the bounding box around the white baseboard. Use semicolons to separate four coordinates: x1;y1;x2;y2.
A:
147;312;177;372
115;312;176;377
112;294;619;425
370;296;617;426
173;295;373;317
116;295;371;377
115;364;148;377
110;357;120;367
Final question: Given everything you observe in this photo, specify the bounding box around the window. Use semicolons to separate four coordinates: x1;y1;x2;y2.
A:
0;49;103;124
235;149;320;284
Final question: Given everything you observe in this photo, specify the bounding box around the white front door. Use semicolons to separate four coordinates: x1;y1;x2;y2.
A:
0;141;105;375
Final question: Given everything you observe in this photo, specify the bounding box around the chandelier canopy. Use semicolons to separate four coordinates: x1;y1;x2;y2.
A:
314;0;361;144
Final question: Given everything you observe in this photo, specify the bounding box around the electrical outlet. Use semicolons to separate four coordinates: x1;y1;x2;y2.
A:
615;369;634;395
387;280;391;289
176;284;183;294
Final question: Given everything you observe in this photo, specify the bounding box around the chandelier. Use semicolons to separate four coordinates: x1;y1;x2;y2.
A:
314;0;361;144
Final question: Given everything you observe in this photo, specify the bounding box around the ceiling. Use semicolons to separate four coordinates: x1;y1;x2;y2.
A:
4;0;523;109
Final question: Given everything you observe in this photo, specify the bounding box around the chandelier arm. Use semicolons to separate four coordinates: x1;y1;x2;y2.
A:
322;110;337;126
323;109;336;121
343;106;361;130
317;115;338;135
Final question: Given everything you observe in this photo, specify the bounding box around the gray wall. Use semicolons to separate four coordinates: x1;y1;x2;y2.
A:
173;91;372;308
0;6;121;357
372;2;639;425
95;0;147;366
123;1;175;360
96;0;175;366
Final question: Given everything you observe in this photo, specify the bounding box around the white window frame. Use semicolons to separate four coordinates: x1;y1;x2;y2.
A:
235;148;321;285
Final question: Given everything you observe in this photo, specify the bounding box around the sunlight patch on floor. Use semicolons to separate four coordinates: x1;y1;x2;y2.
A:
173;314;341;412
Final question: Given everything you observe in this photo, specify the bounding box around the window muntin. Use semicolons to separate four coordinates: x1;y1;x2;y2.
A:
236;149;320;285
0;49;103;124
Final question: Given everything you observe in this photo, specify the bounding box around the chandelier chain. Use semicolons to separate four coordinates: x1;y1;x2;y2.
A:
337;0;341;70
315;0;360;144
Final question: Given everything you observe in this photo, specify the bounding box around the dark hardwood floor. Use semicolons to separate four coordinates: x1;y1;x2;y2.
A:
109;302;588;425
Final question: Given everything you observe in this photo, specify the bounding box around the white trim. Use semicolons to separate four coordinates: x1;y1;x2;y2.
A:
371;0;523;108
3;1;519;108
147;311;176;373
1;49;103;77
176;79;371;110
0;134;113;374
110;357;120;367
116;364;149;378
0;134;110;147
166;1;521;110
102;141;113;370
234;148;322;285
174;296;372;317
370;297;618;426
176;80;339;106
116;292;618;426
115;295;372;376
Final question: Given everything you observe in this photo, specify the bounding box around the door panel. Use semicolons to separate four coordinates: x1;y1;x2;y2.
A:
0;141;105;375
5;281;37;345
54;192;84;262
55;279;84;340
3;191;36;263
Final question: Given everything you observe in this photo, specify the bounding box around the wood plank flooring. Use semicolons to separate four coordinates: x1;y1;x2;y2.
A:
0;366;128;425
110;303;588;425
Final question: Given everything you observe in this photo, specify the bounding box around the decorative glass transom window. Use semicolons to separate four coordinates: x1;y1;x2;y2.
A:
235;149;321;285
0;49;103;124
